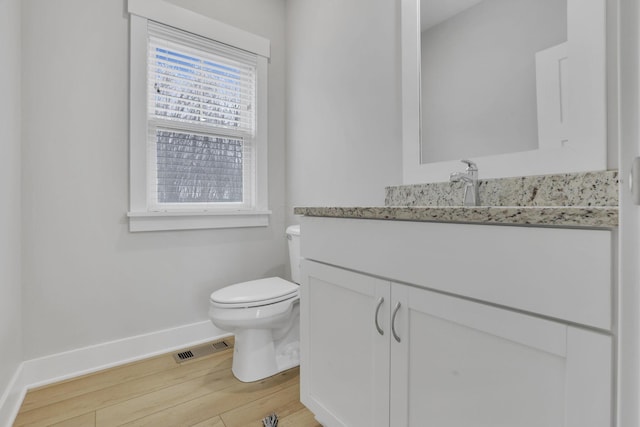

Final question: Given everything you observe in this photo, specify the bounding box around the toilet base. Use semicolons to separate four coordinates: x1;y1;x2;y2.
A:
231;304;300;382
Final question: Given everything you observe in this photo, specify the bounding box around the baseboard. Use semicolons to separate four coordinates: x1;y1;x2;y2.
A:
0;364;25;427
0;320;228;427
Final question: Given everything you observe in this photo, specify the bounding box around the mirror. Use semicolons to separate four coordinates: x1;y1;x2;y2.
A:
401;0;607;184
420;0;567;164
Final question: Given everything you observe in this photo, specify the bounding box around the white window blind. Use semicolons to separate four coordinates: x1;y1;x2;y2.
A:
146;21;257;209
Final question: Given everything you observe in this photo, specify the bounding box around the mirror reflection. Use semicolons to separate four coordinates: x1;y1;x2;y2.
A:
420;0;567;164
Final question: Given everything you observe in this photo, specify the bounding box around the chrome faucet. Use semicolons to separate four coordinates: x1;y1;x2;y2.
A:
449;160;479;206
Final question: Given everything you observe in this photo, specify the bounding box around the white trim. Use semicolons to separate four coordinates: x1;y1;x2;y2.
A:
0;364;25;427
127;0;270;59
401;0;422;182
0;321;228;426
255;55;269;212
401;0;607;183
128;10;270;232
130;14;148;214
127;210;272;232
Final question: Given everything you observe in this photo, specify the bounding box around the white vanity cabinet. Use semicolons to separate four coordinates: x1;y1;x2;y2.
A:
300;217;614;427
301;261;390;427
390;281;611;427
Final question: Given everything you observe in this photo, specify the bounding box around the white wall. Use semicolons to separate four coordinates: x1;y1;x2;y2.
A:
0;0;23;397
21;0;287;360
285;0;403;226
420;0;567;163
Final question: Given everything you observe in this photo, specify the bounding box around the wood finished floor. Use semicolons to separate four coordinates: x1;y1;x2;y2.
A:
14;338;320;427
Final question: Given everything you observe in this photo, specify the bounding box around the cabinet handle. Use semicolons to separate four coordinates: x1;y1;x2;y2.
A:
374;297;384;335
391;302;401;343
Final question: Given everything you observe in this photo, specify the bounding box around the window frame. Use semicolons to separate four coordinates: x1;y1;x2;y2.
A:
128;0;270;232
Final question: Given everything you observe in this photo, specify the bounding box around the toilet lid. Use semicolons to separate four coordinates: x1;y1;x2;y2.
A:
210;277;299;308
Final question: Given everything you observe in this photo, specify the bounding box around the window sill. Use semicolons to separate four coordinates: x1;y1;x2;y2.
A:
127;210;271;232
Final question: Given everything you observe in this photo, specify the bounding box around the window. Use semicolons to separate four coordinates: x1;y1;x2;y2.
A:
128;0;270;232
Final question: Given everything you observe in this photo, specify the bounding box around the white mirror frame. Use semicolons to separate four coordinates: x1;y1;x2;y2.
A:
401;0;607;184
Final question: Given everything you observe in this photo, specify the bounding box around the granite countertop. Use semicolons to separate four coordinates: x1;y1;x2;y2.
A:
293;205;618;228
294;170;619;228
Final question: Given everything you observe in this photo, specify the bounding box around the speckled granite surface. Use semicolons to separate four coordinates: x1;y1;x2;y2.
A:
293;206;618;228
385;170;618;207
295;170;619;228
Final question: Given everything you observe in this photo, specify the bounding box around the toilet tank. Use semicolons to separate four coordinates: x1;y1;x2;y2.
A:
286;225;301;283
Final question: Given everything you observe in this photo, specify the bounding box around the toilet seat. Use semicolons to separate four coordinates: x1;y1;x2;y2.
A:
210;277;299;308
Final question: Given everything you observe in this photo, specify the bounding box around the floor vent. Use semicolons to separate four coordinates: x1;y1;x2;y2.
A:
176;350;194;361
173;339;232;364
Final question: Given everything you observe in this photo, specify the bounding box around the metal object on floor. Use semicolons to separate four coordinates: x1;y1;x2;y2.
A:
262;413;278;426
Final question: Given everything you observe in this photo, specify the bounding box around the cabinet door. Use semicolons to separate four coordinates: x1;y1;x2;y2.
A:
301;260;390;427
390;284;612;427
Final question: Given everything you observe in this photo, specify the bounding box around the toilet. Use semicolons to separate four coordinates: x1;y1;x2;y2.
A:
208;225;301;382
